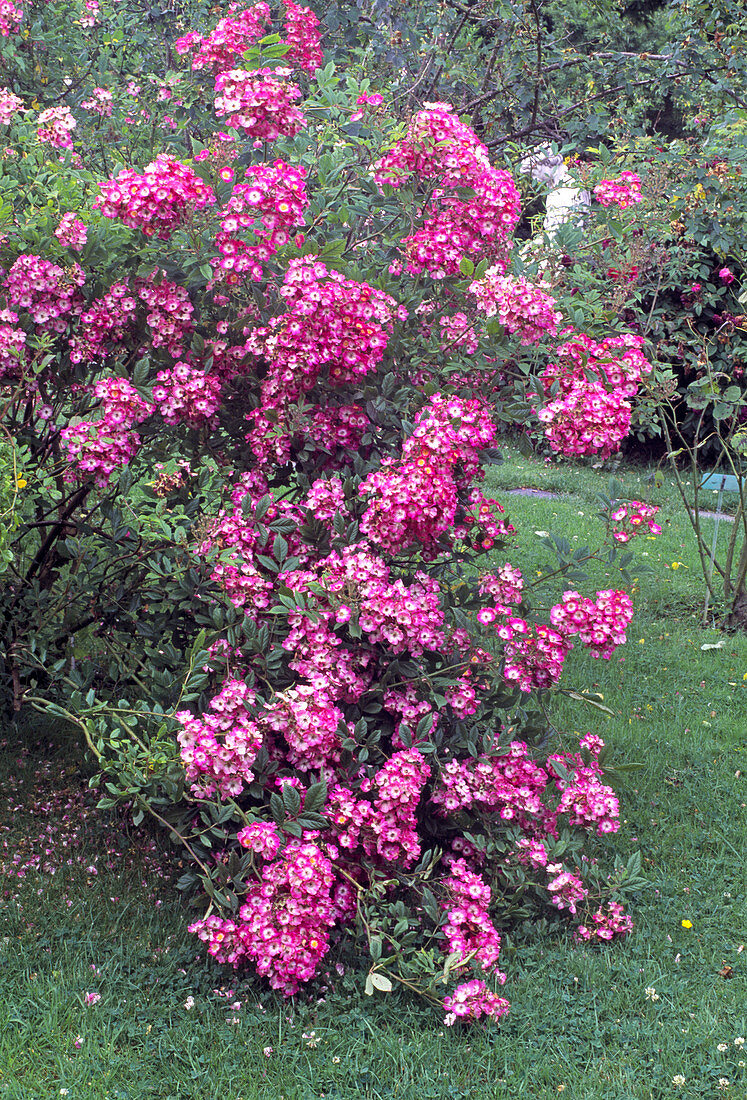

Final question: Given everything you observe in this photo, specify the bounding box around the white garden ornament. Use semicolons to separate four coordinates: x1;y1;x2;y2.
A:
519;145;590;243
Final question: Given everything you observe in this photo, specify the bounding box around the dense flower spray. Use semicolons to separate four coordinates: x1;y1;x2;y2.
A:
0;87;22;124
0;0;23;37
213;68;305;144
4;254;84;330
94;155;216;240
36;106;76;149
215;160;308;280
244;256;397;465
534;332;653;458
282;1;323;73
175;1;322;75
541;332;651;398
444;980;511;1026
375;103;521;277
176;2;272;72
69;282;138;364
359;393;500;554
593;171;642;209
468;270;562;344
55;213;88;250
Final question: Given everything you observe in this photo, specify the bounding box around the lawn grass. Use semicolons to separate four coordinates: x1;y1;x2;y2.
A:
1;450;745;1100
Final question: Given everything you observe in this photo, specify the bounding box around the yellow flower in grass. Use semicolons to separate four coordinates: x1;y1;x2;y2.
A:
681;919;693;929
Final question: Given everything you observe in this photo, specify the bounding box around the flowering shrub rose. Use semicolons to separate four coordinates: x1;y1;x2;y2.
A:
530;331;654;458
81;87;113;117
0;2;650;1026
444;980;510;1026
176;3;273;73
4;255;85;329
281;0;323;73
540;332;652;399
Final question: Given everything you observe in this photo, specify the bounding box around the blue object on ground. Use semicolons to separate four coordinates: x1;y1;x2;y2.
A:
697;471;742;623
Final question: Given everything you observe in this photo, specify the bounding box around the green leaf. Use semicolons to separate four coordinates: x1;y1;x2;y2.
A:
254;495;272;521
549;758;569;782
516;433;534;458
296;814;328;830
442;950;464;981
563;690;614;716
626;850;642;877
304;778;327;815
398;724;412;748
189;629;207;661
282;783;302;816
270;792;286;825
368;972;392;992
